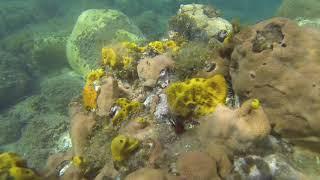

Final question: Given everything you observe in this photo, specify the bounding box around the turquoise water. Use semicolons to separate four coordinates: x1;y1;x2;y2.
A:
1;0;320;179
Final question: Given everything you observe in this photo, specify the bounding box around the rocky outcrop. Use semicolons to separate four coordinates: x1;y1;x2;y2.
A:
66;9;145;75
230;17;320;150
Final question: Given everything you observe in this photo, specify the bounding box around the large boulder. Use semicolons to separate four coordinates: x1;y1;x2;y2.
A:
0;96;40;145
39;70;83;114
277;0;320;19
66;9;145;75
0;70;82;145
0;50;32;110
230;18;320;150
32;33;69;74
14;112;70;169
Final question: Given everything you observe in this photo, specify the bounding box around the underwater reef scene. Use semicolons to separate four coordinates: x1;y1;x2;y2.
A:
1;0;320;179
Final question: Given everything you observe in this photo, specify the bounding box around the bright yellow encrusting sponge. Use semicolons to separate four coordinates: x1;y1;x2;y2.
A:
112;98;143;127
83;68;105;110
147;40;179;54
251;99;261;109
166;74;228;117
8;166;40;180
72;156;87;169
86;68;105;84
0;152;40;180
102;47;117;67
0;152;26;169
111;134;140;162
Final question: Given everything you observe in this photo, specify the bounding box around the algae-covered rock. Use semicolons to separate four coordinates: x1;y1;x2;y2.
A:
173;42;228;79
296;17;320;29
0;96;41;145
66;9;145;75
0;70;82;148
230;18;320;150
14;112;70;169
277;0;320;19
0;50;32;110
170;4;232;41
0;1;41;37
32;33;69;74
39;70;83;113
232;154;313;180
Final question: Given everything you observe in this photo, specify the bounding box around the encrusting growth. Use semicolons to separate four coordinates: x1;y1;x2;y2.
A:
166;74;228;117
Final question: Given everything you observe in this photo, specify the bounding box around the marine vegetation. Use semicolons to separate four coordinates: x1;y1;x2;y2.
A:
173;42;218;79
112;98;143;127
166;74;227;117
111;134;140;162
169;13;203;41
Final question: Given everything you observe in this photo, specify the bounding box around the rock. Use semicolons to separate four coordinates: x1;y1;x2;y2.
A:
125;168;167;180
70;102;96;156
178;4;232;39
154;94;170;121
43;151;73;178
291;146;320;177
198;99;271;153
176;151;220;180
66;9;145;75
0;50;32;110
232;154;310;180
32;34;69;74
11;112;70;169
277;0;320;19
96;76;120;116
137;54;174;87
0;69;82;145
94;163;119;180
296;17;320;29
39;70;83;114
205;144;233;178
0;96;40;145
61;165;86;180
230;17;320;149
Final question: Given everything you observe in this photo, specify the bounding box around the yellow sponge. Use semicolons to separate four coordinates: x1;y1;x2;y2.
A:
166;74;227;117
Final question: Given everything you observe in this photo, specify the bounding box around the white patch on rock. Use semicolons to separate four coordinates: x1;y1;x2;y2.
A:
154;94;169;121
